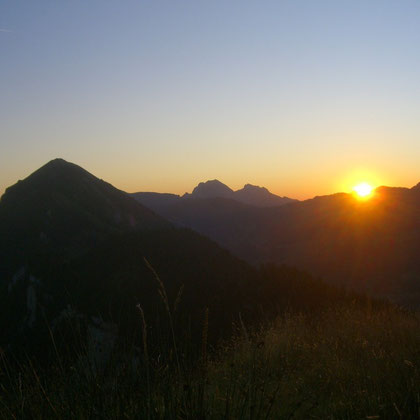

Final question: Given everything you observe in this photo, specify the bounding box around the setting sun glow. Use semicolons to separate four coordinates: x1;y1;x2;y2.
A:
353;182;374;198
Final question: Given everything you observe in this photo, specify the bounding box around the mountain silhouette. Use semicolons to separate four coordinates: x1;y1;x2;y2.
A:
1;159;342;357
132;179;295;209
234;184;296;207
130;192;181;209
188;179;234;199
134;184;420;306
0;158;167;257
411;182;420;191
0;161;250;352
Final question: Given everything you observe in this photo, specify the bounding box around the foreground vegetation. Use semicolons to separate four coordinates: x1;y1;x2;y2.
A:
1;306;419;419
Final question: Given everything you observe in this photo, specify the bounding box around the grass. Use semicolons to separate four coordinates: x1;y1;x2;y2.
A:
207;308;420;419
0;306;419;419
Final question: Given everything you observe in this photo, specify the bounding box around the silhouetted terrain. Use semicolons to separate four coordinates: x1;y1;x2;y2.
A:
1;160;419;419
133;184;420;306
0;159;353;359
132;179;296;210
0;159;167;258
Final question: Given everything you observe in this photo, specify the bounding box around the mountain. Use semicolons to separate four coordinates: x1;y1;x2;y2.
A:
263;186;420;305
130;192;181;209
132;179;296;210
0;158;167;255
187;179;234;199
0;159;344;359
132;183;420;306
0;158;170;349
234;183;296;207
134;196;264;261
411;182;420;191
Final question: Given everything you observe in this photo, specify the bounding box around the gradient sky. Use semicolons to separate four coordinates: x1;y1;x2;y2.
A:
1;1;420;199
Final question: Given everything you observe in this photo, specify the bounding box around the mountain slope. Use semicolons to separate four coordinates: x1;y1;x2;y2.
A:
130;192;181;209
132;184;420;305
1;159;344;358
0;158;173;350
258;187;420;300
234;184;296;207
187;179;234;199
0;158;167;256
139;197;264;261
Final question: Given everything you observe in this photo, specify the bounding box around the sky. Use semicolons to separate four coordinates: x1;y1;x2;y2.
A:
1;0;420;199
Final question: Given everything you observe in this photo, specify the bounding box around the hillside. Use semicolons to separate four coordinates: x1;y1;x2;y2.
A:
0;159;167;258
0;159;347;359
132;185;420;306
0;160;247;352
1;160;418;419
2;305;419;419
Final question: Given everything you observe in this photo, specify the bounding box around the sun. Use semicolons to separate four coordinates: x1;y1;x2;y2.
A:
353;182;374;198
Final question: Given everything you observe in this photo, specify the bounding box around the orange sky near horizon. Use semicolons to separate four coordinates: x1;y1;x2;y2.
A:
1;155;418;202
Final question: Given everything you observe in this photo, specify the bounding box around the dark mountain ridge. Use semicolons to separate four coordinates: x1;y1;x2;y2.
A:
132;179;296;209
0;159;350;359
0;158;167;256
132;183;420;306
187;179;234;199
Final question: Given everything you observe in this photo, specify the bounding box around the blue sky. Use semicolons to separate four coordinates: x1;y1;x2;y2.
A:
1;1;420;198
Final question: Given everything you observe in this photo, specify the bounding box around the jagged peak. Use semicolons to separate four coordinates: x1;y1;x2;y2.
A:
239;184;269;192
191;179;234;198
196;179;230;188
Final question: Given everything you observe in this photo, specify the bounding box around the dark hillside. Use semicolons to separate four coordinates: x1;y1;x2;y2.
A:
0;160;361;361
0;159;167;259
135;185;420;305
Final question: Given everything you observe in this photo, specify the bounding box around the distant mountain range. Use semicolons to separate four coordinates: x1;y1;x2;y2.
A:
2;158;420;363
0;159;336;358
132;180;420;307
131;179;296;209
